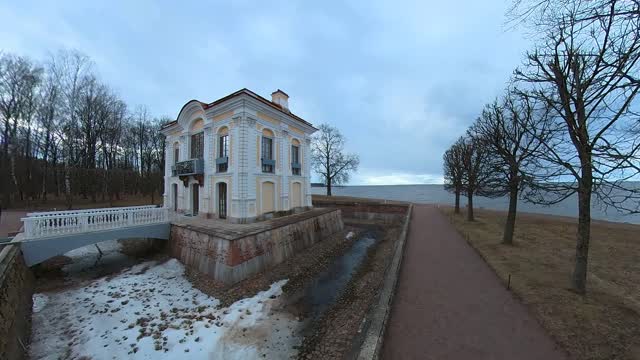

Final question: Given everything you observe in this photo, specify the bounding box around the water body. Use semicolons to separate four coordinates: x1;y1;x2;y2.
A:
312;185;640;225
288;231;377;322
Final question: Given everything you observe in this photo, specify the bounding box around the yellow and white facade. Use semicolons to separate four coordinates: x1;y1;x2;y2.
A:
160;89;317;223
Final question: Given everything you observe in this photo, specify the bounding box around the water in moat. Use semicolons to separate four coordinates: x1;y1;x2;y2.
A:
290;229;379;320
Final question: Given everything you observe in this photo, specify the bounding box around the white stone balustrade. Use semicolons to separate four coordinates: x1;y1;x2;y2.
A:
22;206;169;239
26;205;157;218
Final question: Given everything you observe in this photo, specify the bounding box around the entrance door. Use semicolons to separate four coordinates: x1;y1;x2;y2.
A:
192;184;199;216
172;184;178;211
218;182;227;219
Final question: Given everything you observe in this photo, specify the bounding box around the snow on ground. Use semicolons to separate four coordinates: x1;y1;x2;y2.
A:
29;259;301;360
32;294;48;313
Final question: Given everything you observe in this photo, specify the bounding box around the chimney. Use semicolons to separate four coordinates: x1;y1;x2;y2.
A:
271;89;289;111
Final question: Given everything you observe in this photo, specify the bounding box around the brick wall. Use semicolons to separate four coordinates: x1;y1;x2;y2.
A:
0;245;34;360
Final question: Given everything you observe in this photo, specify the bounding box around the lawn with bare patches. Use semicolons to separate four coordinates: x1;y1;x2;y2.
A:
441;206;640;360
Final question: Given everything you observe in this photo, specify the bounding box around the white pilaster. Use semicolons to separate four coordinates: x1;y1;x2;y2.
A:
280;128;290;210
179;133;188;161
163;140;171;207
230;115;242;219
178;133;188;211
304;136;312;206
246;117;257;218
202;125;213;214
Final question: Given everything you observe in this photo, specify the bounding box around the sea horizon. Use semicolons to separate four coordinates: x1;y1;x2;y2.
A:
311;184;640;225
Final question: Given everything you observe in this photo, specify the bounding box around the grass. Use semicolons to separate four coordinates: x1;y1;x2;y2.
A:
441;206;640;360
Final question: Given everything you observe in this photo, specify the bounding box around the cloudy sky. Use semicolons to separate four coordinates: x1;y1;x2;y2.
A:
0;0;530;185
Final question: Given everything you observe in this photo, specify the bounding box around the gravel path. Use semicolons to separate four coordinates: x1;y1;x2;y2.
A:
382;205;567;360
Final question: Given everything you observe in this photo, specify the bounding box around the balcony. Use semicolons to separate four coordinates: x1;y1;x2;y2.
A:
172;158;204;176
216;156;228;173
261;158;275;173
291;162;301;176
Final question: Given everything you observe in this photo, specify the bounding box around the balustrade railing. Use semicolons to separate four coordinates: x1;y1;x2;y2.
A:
22;206;169;239
26;205;157;218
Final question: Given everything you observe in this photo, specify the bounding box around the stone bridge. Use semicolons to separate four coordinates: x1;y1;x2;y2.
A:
13;205;170;266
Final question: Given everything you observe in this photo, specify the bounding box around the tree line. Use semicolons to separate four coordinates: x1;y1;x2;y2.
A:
0;49;168;210
444;0;640;294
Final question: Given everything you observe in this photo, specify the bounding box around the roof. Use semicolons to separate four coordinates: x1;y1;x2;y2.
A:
271;89;289;97
162;88;316;130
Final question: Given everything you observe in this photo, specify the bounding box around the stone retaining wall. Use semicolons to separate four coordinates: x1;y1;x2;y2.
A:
169;209;343;284
0;245;34;360
312;199;409;223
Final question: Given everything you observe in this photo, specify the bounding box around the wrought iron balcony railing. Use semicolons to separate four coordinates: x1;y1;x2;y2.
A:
172;158;204;176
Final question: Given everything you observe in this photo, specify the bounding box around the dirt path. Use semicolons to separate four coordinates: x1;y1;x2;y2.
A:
382;205;566;360
0;209;26;237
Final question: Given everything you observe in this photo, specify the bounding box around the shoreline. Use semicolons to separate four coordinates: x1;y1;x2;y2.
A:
437;204;640;229
311;189;640;226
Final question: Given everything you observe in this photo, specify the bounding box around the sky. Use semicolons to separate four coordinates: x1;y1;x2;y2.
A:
0;0;531;185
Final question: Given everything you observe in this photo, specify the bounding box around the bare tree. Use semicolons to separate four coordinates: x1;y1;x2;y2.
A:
0;49;168;209
0;54;42;205
37;57;62;202
52;50;93;209
311;124;359;196
470;91;547;244
459;133;504;221
443;137;466;214
514;0;640;293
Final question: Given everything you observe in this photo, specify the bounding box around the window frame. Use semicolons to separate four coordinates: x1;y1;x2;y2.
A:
261;136;275;173
218;134;229;158
217;134;229;173
291;144;301;176
190;132;204;159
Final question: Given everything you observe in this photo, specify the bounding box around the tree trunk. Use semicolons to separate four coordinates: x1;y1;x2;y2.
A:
326;178;332;196
41;163;48;202
64;167;73;210
572;179;592;294
502;185;518;245
9;144;19;203
467;192;474;221
53;156;60;198
454;190;460;214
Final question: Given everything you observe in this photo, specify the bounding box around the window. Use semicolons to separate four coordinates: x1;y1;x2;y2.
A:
291;145;301;175
174;147;179;165
190;132;204;159
219;135;229;158
261;136;274;173
217;135;229;173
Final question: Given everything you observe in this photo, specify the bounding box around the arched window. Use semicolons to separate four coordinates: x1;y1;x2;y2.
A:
261;129;275;173
217;127;229;173
190;119;204;159
291;138;301;176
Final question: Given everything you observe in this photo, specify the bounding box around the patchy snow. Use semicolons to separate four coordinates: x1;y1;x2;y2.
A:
29;259;301;359
32;294;48;313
